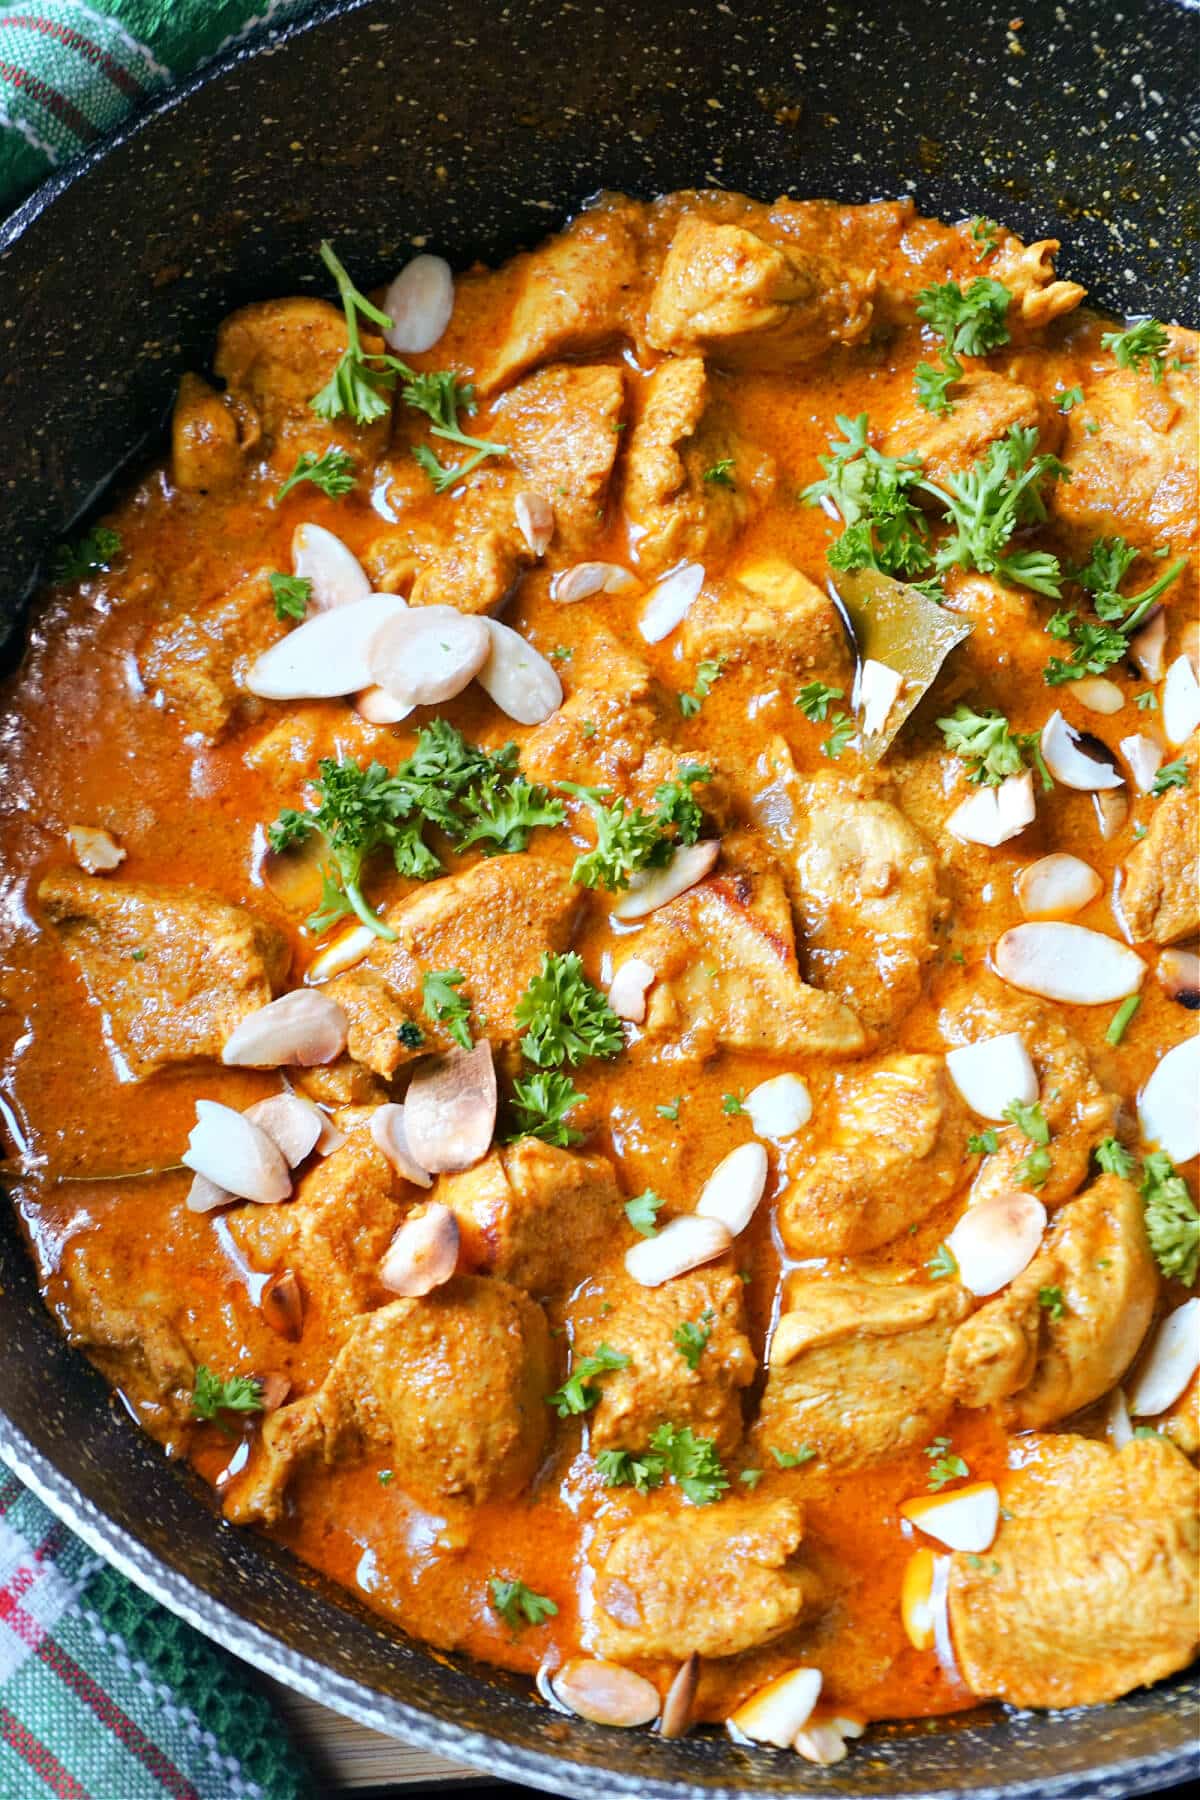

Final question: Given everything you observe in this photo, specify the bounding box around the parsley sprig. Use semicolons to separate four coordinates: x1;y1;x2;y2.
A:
914;348;964;416
268;571;311;621
1100;317;1171;383
1043;536;1187;685
937;703;1052;790
508;1070;587;1147
559;764;710;891
625;1189;665;1237
422;968;473;1050
515;951;624;1068
1142;1152;1200;1286
275;447;357;503
1003;1097;1052;1189
595;1423;729;1506
488;1577;557;1631
800;413;930;581
679;656;726;718
547;1343;630;1417
925;1435;969;1490
673;1309;714;1371
916;277;1012;357
52;525;122;583
918;426;1067;597
191;1366;263;1422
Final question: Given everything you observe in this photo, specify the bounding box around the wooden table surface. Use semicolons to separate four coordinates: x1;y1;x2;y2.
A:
268;1680;515;1795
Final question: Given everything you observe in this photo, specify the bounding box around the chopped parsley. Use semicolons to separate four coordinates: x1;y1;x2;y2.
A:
656;1096;683;1123
1096;1136;1136;1179
1043;536;1186;685
547;1343;630;1417
721;1092;746;1116
679;656;726;717
919;426;1066;597
397;1020;424;1050
1100;317;1171;383
191;1366;263;1422
268;571;312;621
1135;691;1158;711
967;1129;1000;1156
968;216;1002;260
916;277;1012;357
594;1447;666;1493
914;348;964;416
769;1444;816;1469
739;1468;763;1489
821;713;856;760
1105;994;1141;1046
275;446;356;503
597;1423;729;1506
508;1070;587;1147
378;1469;394;1486
52;525;122;583
673;1309;715;1372
703;457;736;488
1056;386;1084;413
925;1436;969;1490
1152;759;1189;796
795;680;845;723
488;1577;558;1631
421;968;473;1050
936;703;1051;789
1142;1152;1200;1286
625;1189;665;1237
1003;1098;1050;1146
515;951;624;1068
927;1242;958;1280
1037;1285;1065;1321
802;413;930;581
405;368;509;492
559;764;710;890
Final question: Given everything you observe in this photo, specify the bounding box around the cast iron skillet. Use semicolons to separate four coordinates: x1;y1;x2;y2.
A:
0;2;1197;1794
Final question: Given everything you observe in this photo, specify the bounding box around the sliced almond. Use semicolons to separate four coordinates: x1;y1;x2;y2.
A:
514;492;554;557
244;1093;323;1168
292;522;371;612
186;1171;235;1214
551;561;637;603
728;1667;822;1748
1092;788;1129;841
1071;676;1125;716
901;1482;1000;1554
946;771;1035;846
222;990;349;1069
66;825;125;874
695;1141;769;1237
624;1214;732;1287
1162;653;1200;747
639;561;705;643
744;1074;812;1139
1016;853;1103;920
306;922;377;982
1156;948;1200;1009
607;957;655;1023
312;1109;347;1157
1119;732;1164;794
1129;609;1166;682
552;1658;659;1729
610;841;719;920
369;1103;433;1188
382;253;454;354
367;605;491;708
261;1268;304;1341
658;1654;698;1740
1128;1300;1200;1417
901;1547;938;1651
1105;1386;1133;1449
1138;1035;1200;1164
379;1203;460;1296
947;1191;1046;1296
945;1034;1037;1120
476;619;563;724
994;921;1145;1004
1040;711;1123;791
355;685;414;725
258;1371;292;1413
182;1100;292;1205
794;1720;851;1765
403;1041;497;1174
245;592;406;699
857;658;904;740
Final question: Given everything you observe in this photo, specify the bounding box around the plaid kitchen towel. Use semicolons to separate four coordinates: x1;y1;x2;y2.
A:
0;1475;317;1799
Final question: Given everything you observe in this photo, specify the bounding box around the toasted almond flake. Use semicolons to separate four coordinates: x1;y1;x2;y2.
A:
312;1108;346;1156
1129;609;1166;682
551;561;636;603
476;619;563;724
1092;787;1129;841
1071;676;1125;715
306;922;376;982
552;1658;660;1729
261;1268;304;1341
292;522;371;612
857;658;904;740
994;921;1145;1004
379;1203;460;1296
258;1371;292;1412
695;1141;769;1237
1016;853;1103;920
1128;1301;1200;1417
355;685;414;725
182;1100;291;1205
1162;652;1200;746
607;956;655;1023
610;840;720;920
367;604;491;708
625;1214;733;1287
1138;1036;1200;1164
246;592;406;699
1119;732;1164;793
369;1103;433;1188
901;1547;937;1651
1156;948;1200;1009
744;1074;812;1139
728;1667;822;1748
947;1190;1046;1296
1105;1386;1133;1449
514;491;554;557
901;1483;1000;1554
639;561;705;643
244;1093;323;1167
66;825;125;874
403;1041;497;1174
659;1654;698;1740
793;1721;851;1765
222;990;349;1069
945;1034;1037;1120
946;771;1035;846
186;1171;235;1214
834;1716;866;1740
1040;710;1123;791
382;253;455;353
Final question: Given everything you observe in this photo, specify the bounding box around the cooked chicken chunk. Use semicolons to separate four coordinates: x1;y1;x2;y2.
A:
434;1139;624;1300
171;372;256;493
645;216;874;367
988;237;1086;331
140;567;286;740
622;356;774;573
408;524;531;615
1120;748;1199;944
38;871;288;1079
628;833;866;1060
571;1262;755;1455
758;1275;970;1467
790;781;944;1038
777;1055;971;1256
682;557;851;690
948;1434;1200;1707
946;1175;1157;1428
590;1496;821;1662
214;296;390;465
58;1234;194;1434
883;371;1061;488
496;363;626;553
226;1277;553;1525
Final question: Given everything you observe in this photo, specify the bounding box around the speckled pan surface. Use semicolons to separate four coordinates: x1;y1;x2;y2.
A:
0;1;1197;1794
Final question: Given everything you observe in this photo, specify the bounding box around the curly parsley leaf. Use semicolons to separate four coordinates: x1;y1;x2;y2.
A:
822;713;856;760
936;703;1051;789
191;1366;263;1422
925;1435;969;1490
652;762;712;846
679;657;726;718
1056;386;1084;413
916;277;1012;357
268;571;312;621
800;413;930;581
1096;1137;1137;1179
625;1189;665;1237
649;1423;729;1505
703;457;736;488
403;369;509;492
915;348;964;416
1003;1098;1051;1145
595;1447;666;1492
515;951;624;1068
560;765;710;891
927;1242;958;1280
770;1443;816;1469
1044;538;1189;684
488;1577;558;1631
508;1070;587;1147
1100;317;1171;383
1152;759;1189;796
1142;1152;1200;1286
275;446;357;503
455;774;564;855
52;525;122;583
919;426;1067;596
1037;1285;1065;1321
673;1309;714;1371
421;968;473;1050
967;1129;1000;1156
547;1343;630;1417
795;680;845;723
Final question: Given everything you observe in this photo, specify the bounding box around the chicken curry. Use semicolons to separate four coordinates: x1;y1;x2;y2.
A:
2;190;1198;1758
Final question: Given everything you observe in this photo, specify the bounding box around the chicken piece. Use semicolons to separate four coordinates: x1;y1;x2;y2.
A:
946;1175;1157;1428
621;356;774;573
645;216;874;368
682;557;851;690
987;237;1086;332
58;1234;195;1434
477;209;643;395
1120;749;1199;944
293;1055;387;1112
778;1054;971;1257
571;1262;755;1456
1053;340;1199;550
948;1433;1199;1708
758;1275;970;1467
225;1277;553;1525
408;525;531;616
628;832;866;1060
244;703;384;796
590;1496;821;1663
171;372;257;493
433;1139;625;1300
883;372;1062;488
940;984;1119;1209
790;781;944;1038
140;567;286;740
213;296;390;464
495;363;626;553
38;871;288;1080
